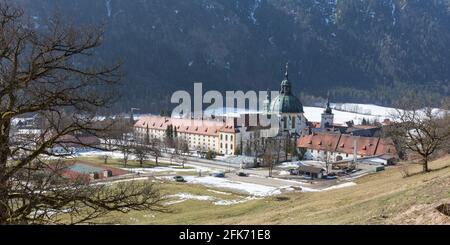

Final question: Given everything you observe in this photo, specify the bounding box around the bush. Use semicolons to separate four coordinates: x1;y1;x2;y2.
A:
205;150;216;160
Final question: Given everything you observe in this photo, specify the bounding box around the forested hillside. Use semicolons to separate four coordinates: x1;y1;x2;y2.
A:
17;0;450;112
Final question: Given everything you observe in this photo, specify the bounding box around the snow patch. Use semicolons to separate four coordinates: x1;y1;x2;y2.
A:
165;192;258;206
214;196;261;206
183;176;282;197
105;0;112;17
322;182;356;191
249;0;261;24
93;177;149;186
166;192;215;205
125;167;197;174
391;1;397;26
208;189;232;195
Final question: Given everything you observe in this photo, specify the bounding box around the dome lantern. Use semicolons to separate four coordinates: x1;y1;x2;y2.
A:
270;63;304;114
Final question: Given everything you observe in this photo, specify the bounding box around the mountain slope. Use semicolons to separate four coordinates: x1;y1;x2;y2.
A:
16;0;450;112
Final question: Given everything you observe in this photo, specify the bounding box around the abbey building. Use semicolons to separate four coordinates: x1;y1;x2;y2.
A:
133;63;311;155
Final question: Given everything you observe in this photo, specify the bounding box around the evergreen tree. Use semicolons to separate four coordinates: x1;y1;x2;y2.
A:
362;118;367;125
145;125;150;145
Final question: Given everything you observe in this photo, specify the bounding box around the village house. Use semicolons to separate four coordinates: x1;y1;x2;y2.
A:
297;132;398;163
52;134;101;154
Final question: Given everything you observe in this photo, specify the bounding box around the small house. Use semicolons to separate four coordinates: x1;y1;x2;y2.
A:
294;165;326;179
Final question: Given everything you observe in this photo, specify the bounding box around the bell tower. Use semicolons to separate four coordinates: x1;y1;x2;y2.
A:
321;96;334;129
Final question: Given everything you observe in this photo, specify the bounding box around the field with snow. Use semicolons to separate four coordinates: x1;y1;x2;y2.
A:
202;103;399;125
304;103;397;125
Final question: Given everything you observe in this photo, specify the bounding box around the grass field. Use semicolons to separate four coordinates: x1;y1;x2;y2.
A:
87;155;450;224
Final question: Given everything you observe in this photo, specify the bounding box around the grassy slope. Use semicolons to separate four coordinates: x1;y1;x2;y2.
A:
91;155;450;225
214;155;450;225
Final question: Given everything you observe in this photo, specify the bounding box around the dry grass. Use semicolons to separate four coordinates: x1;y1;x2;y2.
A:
84;155;450;224
213;155;450;224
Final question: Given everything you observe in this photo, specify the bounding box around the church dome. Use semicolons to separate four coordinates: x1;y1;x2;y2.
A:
270;93;304;114
270;63;304;114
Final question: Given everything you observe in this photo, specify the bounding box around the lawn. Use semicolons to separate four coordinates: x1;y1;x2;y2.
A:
90;181;269;225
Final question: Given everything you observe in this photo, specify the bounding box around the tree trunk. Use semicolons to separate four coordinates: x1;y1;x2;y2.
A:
140;159;143;168
0;119;12;223
423;158;429;172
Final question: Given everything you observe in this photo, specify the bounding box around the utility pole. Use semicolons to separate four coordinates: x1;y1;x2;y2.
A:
353;137;359;169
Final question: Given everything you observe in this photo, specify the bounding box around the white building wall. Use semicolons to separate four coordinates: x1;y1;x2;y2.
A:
304;149;357;162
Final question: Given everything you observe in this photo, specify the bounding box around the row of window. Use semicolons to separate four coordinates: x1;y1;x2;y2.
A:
220;143;233;150
220;134;233;142
282;116;296;129
136;129;234;152
309;149;364;158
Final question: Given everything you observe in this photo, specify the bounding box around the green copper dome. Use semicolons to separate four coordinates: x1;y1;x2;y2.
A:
270;63;304;114
270;93;304;114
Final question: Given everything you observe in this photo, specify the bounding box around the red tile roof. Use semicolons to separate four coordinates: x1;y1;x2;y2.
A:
56;135;100;147
297;133;341;152
298;133;398;157
134;116;237;136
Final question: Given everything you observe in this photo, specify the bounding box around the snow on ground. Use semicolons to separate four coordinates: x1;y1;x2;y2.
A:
304;105;390;125
278;171;291;176
92;177;149;186
306;103;446;125
77;150;126;159
124;167;198;174
165;193;215;205
206;103;398;125
214;196;261;206
207;189;232;195
164;192;260;206
183;176;283;197
321;182;356;191
333;103;397;117
279;161;304;169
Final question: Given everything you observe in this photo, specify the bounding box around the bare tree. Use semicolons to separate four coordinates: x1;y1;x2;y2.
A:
103;155;109;165
262;139;277;177
180;156;187;169
102;115;133;167
133;145;150;168
179;138;190;156
148;138;162;166
0;3;164;224
391;95;450;172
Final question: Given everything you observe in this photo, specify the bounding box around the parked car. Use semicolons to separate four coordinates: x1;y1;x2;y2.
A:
173;176;185;182
324;175;337;180
212;172;225;178
289;169;299;175
236;171;248;177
